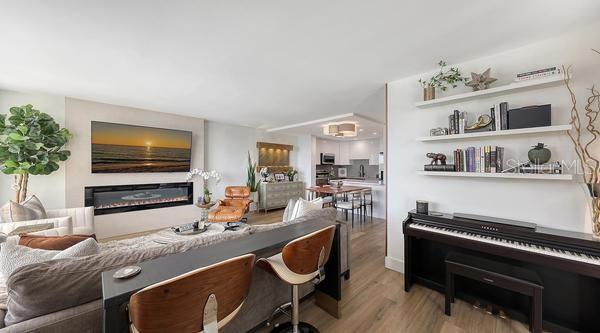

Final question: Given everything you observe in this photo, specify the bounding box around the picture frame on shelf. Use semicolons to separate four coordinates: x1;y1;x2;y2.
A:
274;173;286;182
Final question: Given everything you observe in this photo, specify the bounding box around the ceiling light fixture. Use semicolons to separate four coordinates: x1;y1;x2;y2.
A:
323;122;358;137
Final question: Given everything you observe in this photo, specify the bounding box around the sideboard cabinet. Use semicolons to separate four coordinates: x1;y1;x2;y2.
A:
258;181;304;212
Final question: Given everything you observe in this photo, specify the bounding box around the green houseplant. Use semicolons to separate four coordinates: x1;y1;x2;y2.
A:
246;151;259;211
418;60;467;101
0;105;72;203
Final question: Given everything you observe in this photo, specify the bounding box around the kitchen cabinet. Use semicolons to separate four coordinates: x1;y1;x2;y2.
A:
348;139;380;165
316;139;339;164
338;141;350;165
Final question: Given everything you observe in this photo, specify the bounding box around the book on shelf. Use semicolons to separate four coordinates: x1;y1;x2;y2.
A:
424;164;456;172
515;66;561;82
452;146;504;173
509;162;563;174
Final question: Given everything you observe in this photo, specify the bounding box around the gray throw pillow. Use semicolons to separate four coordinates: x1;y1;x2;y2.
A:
0;196;47;223
0;238;100;278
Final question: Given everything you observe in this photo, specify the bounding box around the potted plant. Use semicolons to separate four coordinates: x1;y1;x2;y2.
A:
418;60;467;101
563;56;600;237
187;169;221;204
0;105;72;203
246;151;259;211
286;169;297;181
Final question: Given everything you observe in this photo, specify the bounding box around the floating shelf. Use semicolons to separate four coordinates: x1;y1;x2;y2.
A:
416;125;572;142
416;171;573;181
415;75;563;108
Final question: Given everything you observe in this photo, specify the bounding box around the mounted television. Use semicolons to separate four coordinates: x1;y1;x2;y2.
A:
91;121;192;173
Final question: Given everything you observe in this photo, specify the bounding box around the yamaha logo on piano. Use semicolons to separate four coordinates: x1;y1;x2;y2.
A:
481;225;498;232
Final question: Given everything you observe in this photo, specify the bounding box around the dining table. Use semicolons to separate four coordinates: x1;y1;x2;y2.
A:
306;185;370;205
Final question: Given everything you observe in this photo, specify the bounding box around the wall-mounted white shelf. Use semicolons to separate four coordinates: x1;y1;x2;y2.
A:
415;75;563;108
416;170;573;181
416;125;572;142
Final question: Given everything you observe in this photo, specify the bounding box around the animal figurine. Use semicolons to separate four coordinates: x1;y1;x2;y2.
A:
426;153;447;165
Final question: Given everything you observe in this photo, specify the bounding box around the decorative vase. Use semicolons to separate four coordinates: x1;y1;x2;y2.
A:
423;87;435;101
249;191;259;212
528;143;551;164
203;193;211;204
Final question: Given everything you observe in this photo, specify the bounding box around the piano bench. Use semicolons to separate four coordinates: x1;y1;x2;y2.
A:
444;252;543;333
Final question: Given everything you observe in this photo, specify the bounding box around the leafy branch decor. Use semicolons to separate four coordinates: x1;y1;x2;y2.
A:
418;60;467;101
563;52;600;237
246;151;258;192
0;105;72;203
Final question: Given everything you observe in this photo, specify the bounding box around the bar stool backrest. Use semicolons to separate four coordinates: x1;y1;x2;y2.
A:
282;225;336;275
129;253;255;333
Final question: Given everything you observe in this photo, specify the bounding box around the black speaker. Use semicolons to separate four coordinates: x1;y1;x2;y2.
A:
507;104;551;129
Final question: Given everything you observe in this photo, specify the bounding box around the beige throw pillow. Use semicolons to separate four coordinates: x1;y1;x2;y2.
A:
0;196;47;223
289;198;324;221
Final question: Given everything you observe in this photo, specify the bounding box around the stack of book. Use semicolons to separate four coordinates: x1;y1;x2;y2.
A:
448;110;466;134
515;66;561;82
489;102;509;131
453;146;505;173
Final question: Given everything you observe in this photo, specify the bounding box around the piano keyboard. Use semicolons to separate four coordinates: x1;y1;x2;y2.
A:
409;223;600;266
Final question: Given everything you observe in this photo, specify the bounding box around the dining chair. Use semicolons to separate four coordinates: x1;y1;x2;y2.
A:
335;192;362;226
361;189;373;222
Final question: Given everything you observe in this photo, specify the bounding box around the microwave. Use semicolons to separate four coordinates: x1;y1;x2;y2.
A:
320;153;335;165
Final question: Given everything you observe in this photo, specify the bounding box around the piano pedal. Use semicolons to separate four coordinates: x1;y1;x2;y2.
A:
498;310;508;319
485;305;494;315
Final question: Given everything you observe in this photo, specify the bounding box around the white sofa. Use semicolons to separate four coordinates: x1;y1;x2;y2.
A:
0;207;95;236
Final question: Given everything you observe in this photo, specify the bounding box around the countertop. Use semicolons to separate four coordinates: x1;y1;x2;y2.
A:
330;178;385;186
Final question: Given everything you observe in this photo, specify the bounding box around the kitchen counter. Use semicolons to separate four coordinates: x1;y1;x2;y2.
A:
330;178;384;185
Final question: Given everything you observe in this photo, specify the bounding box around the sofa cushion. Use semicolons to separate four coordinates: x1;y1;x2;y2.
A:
282;198;299;223
0;196;47;223
19;234;97;250
0;239;100;278
289;198;323;221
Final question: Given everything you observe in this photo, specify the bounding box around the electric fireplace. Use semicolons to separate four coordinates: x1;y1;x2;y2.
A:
85;182;193;215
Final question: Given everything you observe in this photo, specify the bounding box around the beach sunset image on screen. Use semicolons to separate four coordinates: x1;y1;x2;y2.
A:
91;121;192;173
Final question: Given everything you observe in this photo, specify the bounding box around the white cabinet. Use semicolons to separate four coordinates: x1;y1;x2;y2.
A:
316;139;339;164
338;142;350;165
348;139;380;165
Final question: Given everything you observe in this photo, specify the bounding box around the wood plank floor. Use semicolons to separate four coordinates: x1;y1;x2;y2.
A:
255;210;532;333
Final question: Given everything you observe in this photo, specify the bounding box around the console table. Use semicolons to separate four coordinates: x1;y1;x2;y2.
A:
258;181;304;212
101;219;341;333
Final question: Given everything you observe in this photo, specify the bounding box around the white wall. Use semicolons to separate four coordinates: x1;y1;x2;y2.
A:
386;22;600;273
65;98;205;238
0;90;66;209
204;121;312;198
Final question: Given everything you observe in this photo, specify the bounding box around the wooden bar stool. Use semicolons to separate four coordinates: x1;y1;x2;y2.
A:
257;226;336;333
128;253;255;333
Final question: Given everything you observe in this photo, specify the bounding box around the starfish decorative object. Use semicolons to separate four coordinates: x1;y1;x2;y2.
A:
465;68;497;91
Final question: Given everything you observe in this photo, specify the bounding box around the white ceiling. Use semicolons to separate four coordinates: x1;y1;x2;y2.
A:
267;113;384;140
1;1;599;128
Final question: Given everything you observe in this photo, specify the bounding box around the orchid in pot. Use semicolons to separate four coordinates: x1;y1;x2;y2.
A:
187;168;221;204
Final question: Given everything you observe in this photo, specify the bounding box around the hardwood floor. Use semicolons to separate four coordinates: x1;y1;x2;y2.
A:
256;211;532;333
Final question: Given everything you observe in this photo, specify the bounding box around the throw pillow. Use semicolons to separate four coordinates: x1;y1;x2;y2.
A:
289;198;324;221
0;243;59;278
0;238;100;278
282;198;300;222
0;196;47;223
53;238;100;260
7;223;55;236
19;234;97;250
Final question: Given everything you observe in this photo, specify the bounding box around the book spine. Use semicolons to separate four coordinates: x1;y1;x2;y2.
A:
485;146;491;173
517;67;557;77
461;149;465;172
480;147;484;173
453;110;460;135
494;104;501;131
497;147;504;172
490;107;496;131
475;147;480;173
449;115;455;134
516;68;561;80
490;146;497;173
500;102;509;130
459;112;464;134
